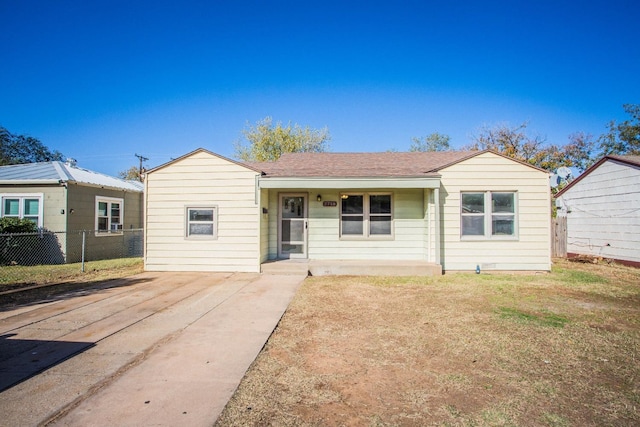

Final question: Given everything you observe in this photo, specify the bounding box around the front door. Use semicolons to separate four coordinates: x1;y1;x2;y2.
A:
278;194;307;259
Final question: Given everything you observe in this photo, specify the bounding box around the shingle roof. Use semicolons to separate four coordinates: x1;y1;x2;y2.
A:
608;154;640;167
0;161;144;192
247;151;479;178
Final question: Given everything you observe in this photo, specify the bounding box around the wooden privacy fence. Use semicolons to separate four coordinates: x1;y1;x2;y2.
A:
552;216;567;258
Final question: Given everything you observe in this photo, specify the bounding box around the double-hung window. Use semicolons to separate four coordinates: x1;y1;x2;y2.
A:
186;206;218;239
1;194;43;227
96;196;124;234
340;193;392;238
461;192;517;239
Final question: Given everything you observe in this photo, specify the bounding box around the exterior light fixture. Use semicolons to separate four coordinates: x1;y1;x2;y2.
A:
317;194;322;202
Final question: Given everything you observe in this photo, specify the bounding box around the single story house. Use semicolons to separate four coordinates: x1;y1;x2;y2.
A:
144;148;551;275
555;154;640;267
0;160;144;263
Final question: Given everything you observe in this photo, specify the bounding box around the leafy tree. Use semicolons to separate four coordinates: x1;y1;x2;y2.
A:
234;117;330;162
0;126;64;165
466;122;544;162
598;104;640;156
409;133;451;152
563;132;596;172
465;122;594;173
118;166;143;181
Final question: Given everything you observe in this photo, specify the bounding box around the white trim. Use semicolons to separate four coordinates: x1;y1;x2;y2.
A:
339;192;394;240
460;191;519;241
259;177;441;189
184;205;219;240
278;193;308;259
95;196;124;236
0;193;44;227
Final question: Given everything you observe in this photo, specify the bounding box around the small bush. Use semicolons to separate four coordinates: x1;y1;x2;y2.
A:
0;217;38;233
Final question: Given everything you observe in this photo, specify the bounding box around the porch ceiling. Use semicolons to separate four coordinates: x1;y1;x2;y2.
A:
258;177;441;189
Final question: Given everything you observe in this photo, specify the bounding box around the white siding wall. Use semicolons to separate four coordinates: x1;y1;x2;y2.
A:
267;189;428;261
439;152;551;271
559;159;640;263
145;151;261;272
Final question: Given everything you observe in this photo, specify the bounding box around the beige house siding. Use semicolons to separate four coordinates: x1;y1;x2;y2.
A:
266;188;428;261
0;185;66;231
65;185;143;262
145;151;261;272
438;152;551;271
1;184;142;263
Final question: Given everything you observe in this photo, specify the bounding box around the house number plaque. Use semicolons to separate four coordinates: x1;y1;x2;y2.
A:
322;201;337;207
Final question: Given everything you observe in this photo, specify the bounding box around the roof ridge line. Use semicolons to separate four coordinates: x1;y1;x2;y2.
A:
52;161;73;181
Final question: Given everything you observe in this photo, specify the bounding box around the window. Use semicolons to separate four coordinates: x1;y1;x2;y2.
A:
340;193;392;238
1;194;43;227
96;197;124;234
186;207;217;239
461;192;517;239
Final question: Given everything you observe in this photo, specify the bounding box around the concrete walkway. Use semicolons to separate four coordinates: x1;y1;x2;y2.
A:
0;271;305;426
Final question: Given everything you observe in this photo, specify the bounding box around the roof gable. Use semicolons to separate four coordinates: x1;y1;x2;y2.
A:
435;149;550;173
555;154;640;197
145;148;263;175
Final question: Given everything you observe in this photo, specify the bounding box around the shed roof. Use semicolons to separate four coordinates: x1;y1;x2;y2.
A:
555;154;640;197
0;161;144;192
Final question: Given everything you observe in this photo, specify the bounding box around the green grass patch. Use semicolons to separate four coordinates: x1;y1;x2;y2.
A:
552;267;608;284
497;306;569;328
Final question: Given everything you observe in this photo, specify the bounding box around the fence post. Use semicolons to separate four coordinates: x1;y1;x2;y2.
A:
81;230;86;273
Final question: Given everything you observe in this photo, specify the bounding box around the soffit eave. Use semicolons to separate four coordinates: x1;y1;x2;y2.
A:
258;176;441;189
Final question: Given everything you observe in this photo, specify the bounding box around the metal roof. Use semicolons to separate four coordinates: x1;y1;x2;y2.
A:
0;161;144;192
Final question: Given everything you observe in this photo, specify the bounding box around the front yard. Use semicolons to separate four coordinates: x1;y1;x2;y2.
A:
217;259;640;426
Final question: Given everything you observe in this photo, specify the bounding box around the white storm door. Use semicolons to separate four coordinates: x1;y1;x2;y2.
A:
278;194;307;259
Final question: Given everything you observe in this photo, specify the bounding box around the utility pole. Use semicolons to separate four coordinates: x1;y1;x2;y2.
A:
135;153;149;182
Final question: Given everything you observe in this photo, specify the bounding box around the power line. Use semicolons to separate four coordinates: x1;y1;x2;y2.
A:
135;153;149;181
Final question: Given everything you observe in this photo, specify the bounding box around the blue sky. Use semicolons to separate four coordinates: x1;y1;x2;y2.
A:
1;0;639;176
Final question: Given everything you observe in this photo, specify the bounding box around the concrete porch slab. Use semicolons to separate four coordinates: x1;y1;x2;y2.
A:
261;259;310;275
262;259;442;276
309;260;442;276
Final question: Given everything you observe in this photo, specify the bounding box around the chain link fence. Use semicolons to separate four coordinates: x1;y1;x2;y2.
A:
0;229;143;286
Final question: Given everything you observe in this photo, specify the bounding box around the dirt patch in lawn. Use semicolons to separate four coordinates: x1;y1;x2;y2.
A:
216;259;640;426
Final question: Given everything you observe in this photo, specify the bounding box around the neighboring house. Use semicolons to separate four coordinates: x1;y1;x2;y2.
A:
144;148;551;274
0;160;144;262
555;155;640;267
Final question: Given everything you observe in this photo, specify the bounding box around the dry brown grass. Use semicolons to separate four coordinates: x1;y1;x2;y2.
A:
0;257;144;291
216;259;640;427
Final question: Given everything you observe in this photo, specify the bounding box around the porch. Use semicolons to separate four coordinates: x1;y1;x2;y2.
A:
260;259;442;276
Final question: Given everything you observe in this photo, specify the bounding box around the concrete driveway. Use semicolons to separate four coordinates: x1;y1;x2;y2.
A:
0;271;305;426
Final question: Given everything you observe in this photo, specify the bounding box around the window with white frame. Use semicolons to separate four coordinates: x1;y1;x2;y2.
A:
461;191;517;239
1;194;43;227
340;193;392;238
186;206;217;239
96;197;123;234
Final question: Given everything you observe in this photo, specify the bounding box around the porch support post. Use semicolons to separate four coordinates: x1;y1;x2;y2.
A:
434;187;441;266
